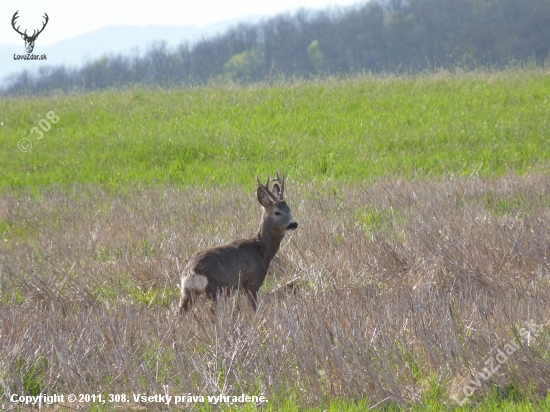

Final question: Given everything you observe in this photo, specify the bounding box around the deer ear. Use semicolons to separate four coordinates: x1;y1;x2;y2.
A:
257;186;272;207
272;183;281;198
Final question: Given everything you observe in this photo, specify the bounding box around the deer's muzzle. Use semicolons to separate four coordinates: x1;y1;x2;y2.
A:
287;222;298;230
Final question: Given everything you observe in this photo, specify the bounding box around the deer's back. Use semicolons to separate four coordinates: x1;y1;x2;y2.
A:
185;238;268;291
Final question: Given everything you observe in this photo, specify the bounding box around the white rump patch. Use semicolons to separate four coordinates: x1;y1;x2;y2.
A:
182;274;208;293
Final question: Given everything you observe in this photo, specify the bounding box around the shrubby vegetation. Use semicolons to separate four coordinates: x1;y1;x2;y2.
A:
3;0;550;95
1;174;549;411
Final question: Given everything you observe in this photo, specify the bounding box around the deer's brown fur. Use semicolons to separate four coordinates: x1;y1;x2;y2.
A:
179;173;298;313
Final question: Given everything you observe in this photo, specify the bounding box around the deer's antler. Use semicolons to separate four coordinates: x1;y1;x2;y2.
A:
11;11;49;41
257;176;278;202
29;13;49;40
271;172;285;199
11;11;26;37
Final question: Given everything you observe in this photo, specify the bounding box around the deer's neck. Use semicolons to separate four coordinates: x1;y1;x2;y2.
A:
255;216;285;265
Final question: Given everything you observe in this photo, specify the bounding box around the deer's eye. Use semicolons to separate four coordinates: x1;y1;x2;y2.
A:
274;211;282;216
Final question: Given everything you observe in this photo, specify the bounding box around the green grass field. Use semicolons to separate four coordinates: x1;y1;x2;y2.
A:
1;69;550;411
1;68;550;190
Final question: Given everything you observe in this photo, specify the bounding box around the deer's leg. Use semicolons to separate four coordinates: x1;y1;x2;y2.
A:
247;289;258;311
204;289;219;316
179;289;194;314
179;274;208;314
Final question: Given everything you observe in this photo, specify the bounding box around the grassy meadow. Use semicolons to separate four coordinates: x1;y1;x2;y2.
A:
1;69;550;411
1;69;550;189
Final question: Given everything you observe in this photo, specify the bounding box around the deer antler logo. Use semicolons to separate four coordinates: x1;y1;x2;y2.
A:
11;11;49;54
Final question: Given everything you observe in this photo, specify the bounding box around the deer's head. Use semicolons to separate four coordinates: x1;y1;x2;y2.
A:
12;11;49;54
257;172;298;234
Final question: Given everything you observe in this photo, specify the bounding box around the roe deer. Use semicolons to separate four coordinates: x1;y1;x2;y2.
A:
179;173;298;313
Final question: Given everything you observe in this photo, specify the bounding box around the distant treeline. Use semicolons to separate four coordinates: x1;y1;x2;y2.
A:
3;0;550;95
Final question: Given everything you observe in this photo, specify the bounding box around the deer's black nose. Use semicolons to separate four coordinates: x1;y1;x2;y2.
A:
287;222;298;230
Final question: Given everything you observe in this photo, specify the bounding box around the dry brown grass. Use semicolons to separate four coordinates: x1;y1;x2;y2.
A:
1;174;549;409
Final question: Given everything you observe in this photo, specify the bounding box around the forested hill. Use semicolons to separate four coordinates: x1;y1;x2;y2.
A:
4;0;550;95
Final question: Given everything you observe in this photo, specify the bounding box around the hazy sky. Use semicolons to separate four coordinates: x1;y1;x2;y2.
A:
1;0;361;46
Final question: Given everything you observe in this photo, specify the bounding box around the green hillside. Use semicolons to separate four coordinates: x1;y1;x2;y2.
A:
1;69;549;191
